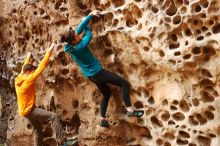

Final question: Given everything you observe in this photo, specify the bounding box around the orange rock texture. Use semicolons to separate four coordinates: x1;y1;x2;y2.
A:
0;0;220;146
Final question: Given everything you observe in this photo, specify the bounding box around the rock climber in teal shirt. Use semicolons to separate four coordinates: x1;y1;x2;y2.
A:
60;10;144;128
63;14;102;77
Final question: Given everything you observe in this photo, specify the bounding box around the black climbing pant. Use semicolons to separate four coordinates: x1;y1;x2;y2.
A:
88;69;132;117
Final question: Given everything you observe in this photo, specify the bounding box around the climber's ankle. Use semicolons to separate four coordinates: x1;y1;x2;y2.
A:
126;106;134;112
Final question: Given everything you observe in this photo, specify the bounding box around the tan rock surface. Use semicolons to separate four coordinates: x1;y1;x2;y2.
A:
0;0;220;146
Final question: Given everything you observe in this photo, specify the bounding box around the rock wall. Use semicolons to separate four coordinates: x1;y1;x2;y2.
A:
0;0;220;146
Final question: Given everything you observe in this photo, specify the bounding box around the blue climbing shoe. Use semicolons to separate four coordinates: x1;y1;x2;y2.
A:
127;110;144;118
100;119;110;128
61;138;78;146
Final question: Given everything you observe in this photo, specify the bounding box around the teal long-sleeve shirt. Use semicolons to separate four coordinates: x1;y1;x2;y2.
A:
64;15;102;77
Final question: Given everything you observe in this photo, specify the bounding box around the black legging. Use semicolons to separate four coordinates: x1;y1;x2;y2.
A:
88;69;132;117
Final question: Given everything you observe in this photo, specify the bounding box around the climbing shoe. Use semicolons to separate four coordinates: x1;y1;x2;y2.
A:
100;119;110;128
61;137;78;146
127;110;144;118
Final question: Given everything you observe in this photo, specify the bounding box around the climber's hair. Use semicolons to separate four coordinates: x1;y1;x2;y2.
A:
23;64;37;73
60;27;75;44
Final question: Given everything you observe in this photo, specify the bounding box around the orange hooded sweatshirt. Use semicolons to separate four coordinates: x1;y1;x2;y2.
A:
15;50;52;116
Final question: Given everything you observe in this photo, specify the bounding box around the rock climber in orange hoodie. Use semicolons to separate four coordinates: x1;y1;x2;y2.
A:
14;43;77;146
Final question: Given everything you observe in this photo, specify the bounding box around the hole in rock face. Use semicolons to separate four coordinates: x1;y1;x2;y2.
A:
166;1;177;16
196;29;201;34
161;111;170;121
170;105;178;110
165;17;171;22
168;120;175;125
203;2;209;8
58;51;67;66
171;34;178;41
151;116;163;127
204;111;214;120
201;69;212;77
200;13;206;18
72;114;81;133
183;54;191;60
205;32;212;36
39;8;45;15
179;130;190;138
162;99;168;106
179;100;189;112
181;6;187;14
54;1;61;10
138;24;142;30
105;13;113;21
212;23;220;34
93;0;100;7
12;9;17;13
126;19;136;27
61;69;69;74
195;113;207;125
176;0;183;6
164;142;171;146
43;15;51;20
146;108;153;116
197;135;211;145
199;79;214;86
185;28;192;36
143;46;150;52
156;139;163;145
192;47;201;55
174;51;181;56
159;50;165;57
181;125;186;129
176;139;188;145
169;59;176;65
172;100;179;105
208;20;214;26
197;36;204;41
112;19;119;27
72;100;79;109
189;143;197;146
148;96;155;104
112;0;125;7
131;4;142;18
193;19;199;25
201;91;214;102
189;115;199;125
173;112;185;121
104;49;113;57
164;132;175;140
27;124;32;130
60;7;68;12
134;101;144;109
173;15;181;25
195;4;202;12
208;105;215;111
169;43;180;49
49;96;56;112
78;2;87;10
151;6;159;13
208;133;216;138
201;26;208;32
184;0;189;5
